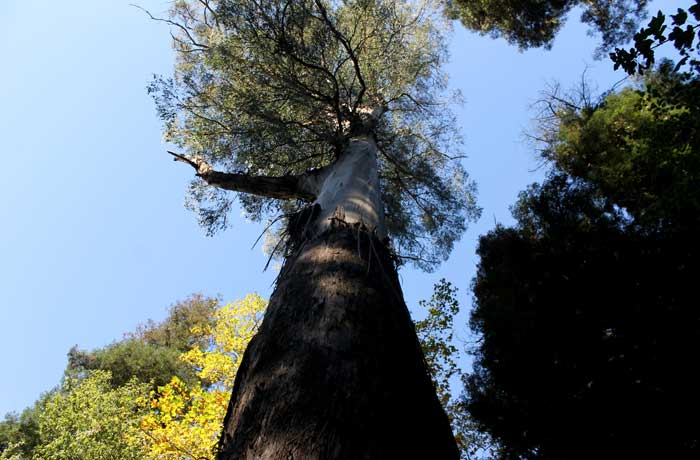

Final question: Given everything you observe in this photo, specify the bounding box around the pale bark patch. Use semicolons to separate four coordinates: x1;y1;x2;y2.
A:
313;136;386;238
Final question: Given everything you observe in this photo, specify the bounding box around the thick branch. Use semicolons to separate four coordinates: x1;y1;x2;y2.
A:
169;151;321;201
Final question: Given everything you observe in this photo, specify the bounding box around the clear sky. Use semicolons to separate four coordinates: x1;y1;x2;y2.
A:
0;0;681;415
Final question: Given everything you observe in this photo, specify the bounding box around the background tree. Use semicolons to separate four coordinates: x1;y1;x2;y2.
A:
141;294;266;460
446;0;648;52
67;294;219;388
128;293;220;351
2;288;478;459
1;294;262;460
416;279;493;460
0;405;42;460
464;65;700;459
33;371;149;460
146;0;479;458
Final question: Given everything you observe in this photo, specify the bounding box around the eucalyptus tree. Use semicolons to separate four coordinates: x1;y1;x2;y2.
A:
148;0;479;458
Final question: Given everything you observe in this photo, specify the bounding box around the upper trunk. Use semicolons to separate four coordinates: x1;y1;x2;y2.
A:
312;134;386;239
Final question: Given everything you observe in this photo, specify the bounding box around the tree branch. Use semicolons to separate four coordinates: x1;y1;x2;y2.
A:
131;4;209;49
312;0;366;112
169;151;321;201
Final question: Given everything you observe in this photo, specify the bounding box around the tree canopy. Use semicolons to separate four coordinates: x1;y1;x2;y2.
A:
148;0;479;270
464;65;700;459
446;0;648;52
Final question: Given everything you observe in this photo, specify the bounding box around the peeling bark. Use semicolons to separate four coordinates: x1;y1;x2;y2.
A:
313;135;386;238
217;223;459;460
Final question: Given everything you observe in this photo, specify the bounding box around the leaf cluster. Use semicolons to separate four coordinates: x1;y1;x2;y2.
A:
415;279;494;460
140;294;266;460
535;64;700;231
611;1;700;74
34;371;149;460
0;407;41;460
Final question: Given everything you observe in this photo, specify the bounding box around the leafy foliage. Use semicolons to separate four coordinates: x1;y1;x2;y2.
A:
149;0;479;270
140;294;266;460
446;0;648;53
3;295;264;460
68;340;198;389
129;294;220;352
180;294;265;388
465;68;700;459
141;377;228;460
0;394;50;459
535;63;700;230
416;279;460;408
415;279;493;460
67;294;220;388
34;371;149;460
611;0;700;74
0;412;34;460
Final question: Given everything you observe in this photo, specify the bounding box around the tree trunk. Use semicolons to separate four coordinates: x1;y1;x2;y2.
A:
217;135;459;460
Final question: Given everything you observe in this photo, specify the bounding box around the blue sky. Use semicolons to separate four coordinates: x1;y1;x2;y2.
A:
0;0;681;415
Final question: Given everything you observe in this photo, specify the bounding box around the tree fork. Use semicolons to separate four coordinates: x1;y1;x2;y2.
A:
217;221;459;460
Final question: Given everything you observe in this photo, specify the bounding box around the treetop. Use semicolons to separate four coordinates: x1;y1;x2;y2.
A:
149;0;480;270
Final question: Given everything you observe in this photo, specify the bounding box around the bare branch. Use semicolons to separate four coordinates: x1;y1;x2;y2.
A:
131;4;209;49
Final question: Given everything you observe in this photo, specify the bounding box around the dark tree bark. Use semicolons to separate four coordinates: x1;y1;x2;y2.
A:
217;221;459;459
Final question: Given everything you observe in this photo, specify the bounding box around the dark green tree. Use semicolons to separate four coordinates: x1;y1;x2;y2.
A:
0;404;42;460
67;293;219;388
67;340;196;388
464;66;700;459
446;0;648;52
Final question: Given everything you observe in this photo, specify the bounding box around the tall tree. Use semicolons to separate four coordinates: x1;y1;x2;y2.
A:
465;66;700;459
147;0;479;458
